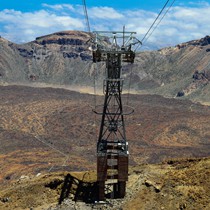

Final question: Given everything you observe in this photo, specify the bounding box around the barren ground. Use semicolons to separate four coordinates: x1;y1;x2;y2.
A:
0;85;210;209
0;157;209;210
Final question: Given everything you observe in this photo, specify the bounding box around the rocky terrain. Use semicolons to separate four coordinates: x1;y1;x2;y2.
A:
1;31;210;209
135;36;210;102
0;85;210;182
0;157;209;210
0;31;98;86
0;85;209;210
1;31;210;103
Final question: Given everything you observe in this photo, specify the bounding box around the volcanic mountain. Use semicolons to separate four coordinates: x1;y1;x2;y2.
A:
0;31;210;209
1;31;210;102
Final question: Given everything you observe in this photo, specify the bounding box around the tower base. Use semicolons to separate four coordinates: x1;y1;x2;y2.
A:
97;154;128;201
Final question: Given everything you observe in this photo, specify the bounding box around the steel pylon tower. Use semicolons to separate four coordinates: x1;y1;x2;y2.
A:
92;30;141;201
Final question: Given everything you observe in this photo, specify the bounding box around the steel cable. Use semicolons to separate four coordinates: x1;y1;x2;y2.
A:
141;0;170;43
143;0;177;46
135;0;173;51
126;64;134;106
82;0;91;33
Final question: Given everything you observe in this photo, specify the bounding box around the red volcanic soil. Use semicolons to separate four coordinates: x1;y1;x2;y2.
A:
127;94;210;163
0;85;210;186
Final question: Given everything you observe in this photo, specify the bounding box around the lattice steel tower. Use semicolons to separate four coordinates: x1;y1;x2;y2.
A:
92;30;140;201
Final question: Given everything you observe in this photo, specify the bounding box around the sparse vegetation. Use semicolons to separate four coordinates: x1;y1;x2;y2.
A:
1;32;210;209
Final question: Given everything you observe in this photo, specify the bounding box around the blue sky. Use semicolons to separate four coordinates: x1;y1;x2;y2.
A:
0;1;173;11
1;1;210;49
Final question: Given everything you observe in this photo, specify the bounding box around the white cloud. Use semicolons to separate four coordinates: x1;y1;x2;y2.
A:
151;5;210;46
0;8;84;43
121;4;210;49
42;4;63;10
88;7;124;19
188;1;210;7
42;3;74;11
1;2;210;50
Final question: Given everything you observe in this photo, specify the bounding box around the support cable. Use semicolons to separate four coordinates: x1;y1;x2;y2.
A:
82;0;99;134
28;110;69;172
126;64;134;106
34;135;69;171
93;63;99;137
82;0;91;33
93;63;99;109
142;0;177;46
141;0;170;43
135;0;171;51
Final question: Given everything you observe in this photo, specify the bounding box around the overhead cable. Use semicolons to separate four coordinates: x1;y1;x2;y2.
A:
143;0;176;45
141;0;170;43
135;0;172;51
82;0;91;32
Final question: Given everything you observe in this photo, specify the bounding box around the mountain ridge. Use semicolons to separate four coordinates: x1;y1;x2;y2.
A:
1;31;210;103
1;32;210;209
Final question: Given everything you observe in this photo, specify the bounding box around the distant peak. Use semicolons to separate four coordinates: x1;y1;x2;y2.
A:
176;35;210;49
35;30;90;41
34;30;92;46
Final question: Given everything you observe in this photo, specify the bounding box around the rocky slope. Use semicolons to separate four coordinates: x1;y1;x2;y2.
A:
134;36;210;102
0;85;209;189
1;31;210;102
0;157;209;210
1;32;210;209
0;31;99;86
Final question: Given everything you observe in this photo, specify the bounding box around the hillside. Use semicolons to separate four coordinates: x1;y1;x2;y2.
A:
1;31;210;209
0;157;209;210
0;85;209;189
0;31;98;86
1;31;210;102
134;36;210;102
